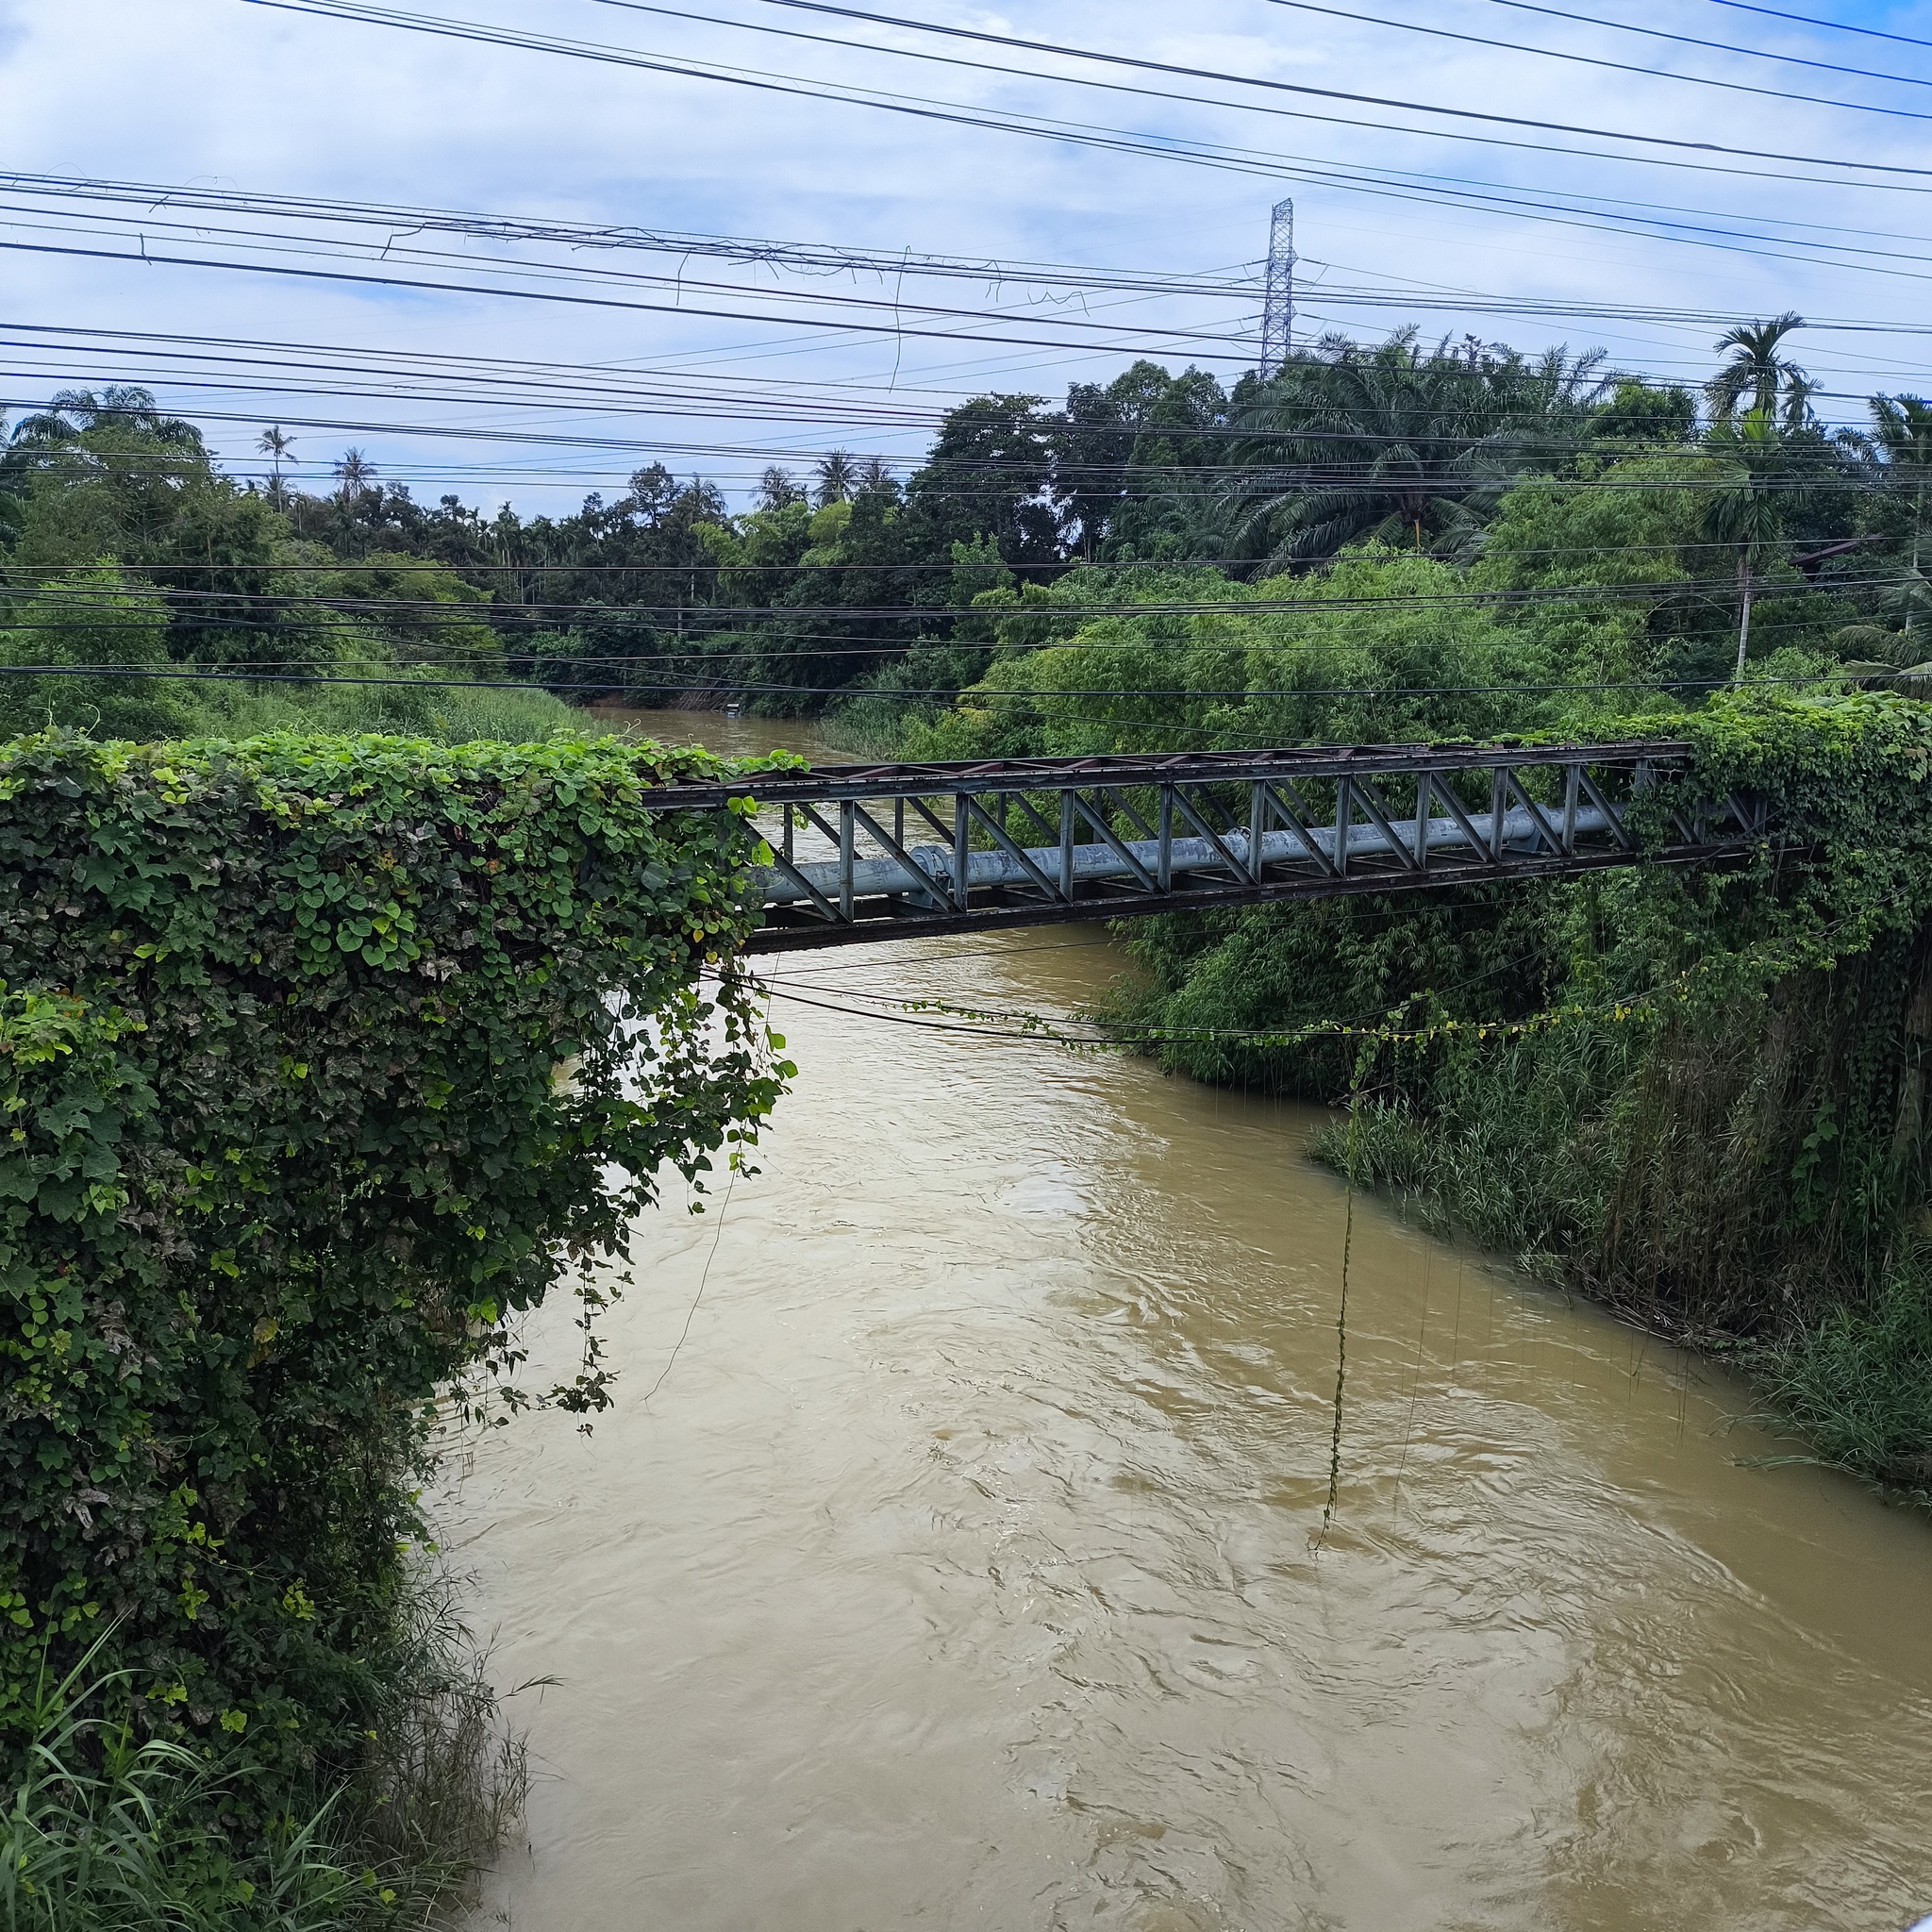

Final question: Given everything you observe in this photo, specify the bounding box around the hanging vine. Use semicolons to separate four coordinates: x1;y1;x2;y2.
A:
0;728;795;1785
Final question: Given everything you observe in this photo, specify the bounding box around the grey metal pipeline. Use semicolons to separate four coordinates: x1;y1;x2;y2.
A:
758;803;1614;907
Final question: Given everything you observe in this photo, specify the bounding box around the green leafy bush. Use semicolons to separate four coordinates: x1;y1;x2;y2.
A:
1282;692;1932;1484
0;730;789;1796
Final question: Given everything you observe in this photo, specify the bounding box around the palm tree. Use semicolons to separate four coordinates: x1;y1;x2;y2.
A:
1868;394;1932;641
1224;329;1610;566
1703;407;1805;681
332;447;376;507
8;385;201;450
856;455;894;493
1707;314;1810;428
257;425;295;506
757;465;802;512
812;449;856;508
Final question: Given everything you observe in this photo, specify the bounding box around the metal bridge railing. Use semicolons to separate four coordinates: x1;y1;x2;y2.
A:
643;741;1766;953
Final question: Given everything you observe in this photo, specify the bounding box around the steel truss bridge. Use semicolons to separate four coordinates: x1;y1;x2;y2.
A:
645;740;1767;955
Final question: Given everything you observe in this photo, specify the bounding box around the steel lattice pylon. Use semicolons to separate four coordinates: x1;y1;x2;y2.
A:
1258;198;1295;378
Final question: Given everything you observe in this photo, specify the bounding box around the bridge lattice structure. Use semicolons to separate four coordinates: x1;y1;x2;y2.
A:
644;740;1767;954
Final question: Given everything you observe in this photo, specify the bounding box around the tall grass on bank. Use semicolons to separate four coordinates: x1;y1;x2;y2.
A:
1306;1017;1642;1292
1756;1269;1932;1494
2;1579;528;1932
175;675;588;746
348;1574;532;1907
1;1643;355;1931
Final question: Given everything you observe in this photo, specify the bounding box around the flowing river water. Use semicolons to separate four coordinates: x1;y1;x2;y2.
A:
446;711;1932;1932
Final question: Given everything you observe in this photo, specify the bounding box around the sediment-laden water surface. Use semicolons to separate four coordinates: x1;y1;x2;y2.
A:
447;713;1932;1932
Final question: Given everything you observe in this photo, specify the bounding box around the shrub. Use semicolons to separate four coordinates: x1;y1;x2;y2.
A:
0;730;789;1803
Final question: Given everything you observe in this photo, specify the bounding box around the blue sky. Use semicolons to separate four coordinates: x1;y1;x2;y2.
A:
3;0;1929;512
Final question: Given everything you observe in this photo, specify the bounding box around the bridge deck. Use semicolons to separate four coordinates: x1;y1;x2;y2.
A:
642;741;1763;953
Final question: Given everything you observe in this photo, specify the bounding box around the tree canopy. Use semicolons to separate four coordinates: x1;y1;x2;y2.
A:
2;322;1924;735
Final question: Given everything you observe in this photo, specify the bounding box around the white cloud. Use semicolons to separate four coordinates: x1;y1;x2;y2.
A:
1;0;1923;510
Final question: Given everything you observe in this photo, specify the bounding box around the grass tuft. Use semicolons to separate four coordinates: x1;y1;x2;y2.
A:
2;1574;527;1932
1;1637;356;1931
1755;1269;1932;1495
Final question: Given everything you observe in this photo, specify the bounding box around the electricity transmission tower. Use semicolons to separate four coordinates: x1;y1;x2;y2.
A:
1258;198;1295;378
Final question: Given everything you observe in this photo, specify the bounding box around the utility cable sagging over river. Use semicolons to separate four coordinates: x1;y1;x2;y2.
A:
644;738;1770;950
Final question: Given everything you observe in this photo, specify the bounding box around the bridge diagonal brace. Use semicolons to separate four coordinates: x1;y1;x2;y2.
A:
1098;786;1159;844
1258;779;1337;876
1004;790;1062;845
1187;783;1244;840
964;795;1064;901
848;801;946;908
1074;791;1158;892
1423;774;1490;865
1167;787;1257;885
1345;777;1424;873
1575;768;1637;850
1500;768;1564;856
901;792;956;846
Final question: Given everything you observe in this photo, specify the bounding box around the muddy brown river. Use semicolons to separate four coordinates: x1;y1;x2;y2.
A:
447;711;1932;1931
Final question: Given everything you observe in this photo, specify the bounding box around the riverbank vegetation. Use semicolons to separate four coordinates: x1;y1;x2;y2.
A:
0;731;790;1922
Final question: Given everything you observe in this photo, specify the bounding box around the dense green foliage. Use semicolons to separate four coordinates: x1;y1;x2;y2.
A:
4;327;1924;727
0;731;788;1862
0;390;572;746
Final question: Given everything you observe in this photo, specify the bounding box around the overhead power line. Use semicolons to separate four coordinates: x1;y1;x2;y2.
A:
1706;0;1932;51
7;570;1907;625
15;187;1932;338
250;0;1932;181
26;531;1863;572
0;237;1260;364
1;315;1924;468
0;172;1253;302
0;663;1863;716
722;0;1932;125
0;205;1257;350
1447;0;1932;89
0;586;1878;658
20;153;1932;341
1259;0;1932;115
18;179;1918;297
623;0;1932;129
0;421;1893;487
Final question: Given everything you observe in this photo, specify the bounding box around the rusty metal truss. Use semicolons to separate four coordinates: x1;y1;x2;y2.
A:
642;741;1767;953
